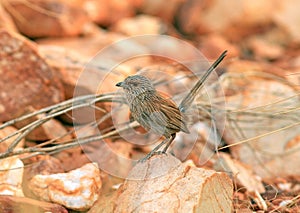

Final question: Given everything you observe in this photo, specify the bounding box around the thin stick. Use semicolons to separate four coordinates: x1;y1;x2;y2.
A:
0;120;139;159
218;121;300;150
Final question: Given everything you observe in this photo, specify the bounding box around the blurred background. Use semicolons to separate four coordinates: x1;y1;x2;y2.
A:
1;0;300;212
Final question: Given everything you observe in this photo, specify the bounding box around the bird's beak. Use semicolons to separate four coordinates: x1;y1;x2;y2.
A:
116;82;123;87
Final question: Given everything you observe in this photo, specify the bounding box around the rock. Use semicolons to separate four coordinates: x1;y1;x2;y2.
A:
220;66;300;178
245;35;284;60
24;155;65;178
90;154;233;213
38;44;126;99
225;60;287;78
83;0;139;26
172;122;219;166
273;0;300;42
3;0;89;38
0;125;24;153
38;44;124;124
80;138;134;178
0;3;17;32
0;30;64;122
112;15;167;36
263;134;300;178
37;34;145;125
138;0;183;22
178;0;275;40
28;162;102;211
0;196;67;213
199;34;240;60
38;45;89;100
22;155;65;198
54;147;90;171
24;117;70;141
36;30;124;58
0;156;24;197
13;108;72;141
214;153;265;193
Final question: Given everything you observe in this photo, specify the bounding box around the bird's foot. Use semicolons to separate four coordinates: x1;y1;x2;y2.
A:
138;151;167;163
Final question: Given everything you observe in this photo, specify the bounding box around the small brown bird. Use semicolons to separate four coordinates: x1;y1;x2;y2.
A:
116;51;227;161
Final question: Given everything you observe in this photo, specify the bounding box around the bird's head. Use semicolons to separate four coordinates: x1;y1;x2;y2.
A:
116;75;155;95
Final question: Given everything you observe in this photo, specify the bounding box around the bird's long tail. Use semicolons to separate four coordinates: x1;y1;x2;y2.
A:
178;50;227;112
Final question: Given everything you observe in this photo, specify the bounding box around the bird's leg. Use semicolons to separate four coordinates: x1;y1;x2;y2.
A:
162;133;176;153
139;137;171;162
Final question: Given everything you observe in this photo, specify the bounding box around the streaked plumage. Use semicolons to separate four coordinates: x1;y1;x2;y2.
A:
122;76;189;138
116;51;227;161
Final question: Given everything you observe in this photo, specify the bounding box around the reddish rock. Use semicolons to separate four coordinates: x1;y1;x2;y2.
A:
0;125;24;153
37;37;139;125
3;0;89;38
54;147;90;171
36;30;125;58
83;0;139;26
0;196;67;213
25;117;71;141
111;15;167;36
22;155;65;198
37;44;120;99
138;0;183;22
0;3;17;32
199;34;240;60
0;30;64;122
274;0;300;43
177;0;275;40
13;108;72;141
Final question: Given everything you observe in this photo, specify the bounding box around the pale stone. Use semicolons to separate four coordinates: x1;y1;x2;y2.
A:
0;156;24;197
90;154;233;213
221;67;300;178
28;163;101;211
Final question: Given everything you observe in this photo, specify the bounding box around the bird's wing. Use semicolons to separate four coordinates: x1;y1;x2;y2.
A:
131;93;189;136
159;97;190;133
